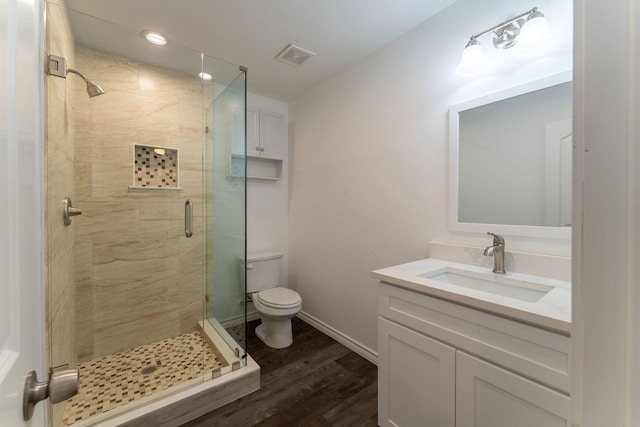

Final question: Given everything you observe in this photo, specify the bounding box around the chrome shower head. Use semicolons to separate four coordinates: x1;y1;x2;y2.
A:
67;68;106;98
84;79;106;98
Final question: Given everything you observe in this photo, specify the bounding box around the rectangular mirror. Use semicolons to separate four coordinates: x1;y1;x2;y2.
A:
449;72;572;239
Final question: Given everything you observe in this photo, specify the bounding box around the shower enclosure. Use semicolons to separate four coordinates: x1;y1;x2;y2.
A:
46;3;249;425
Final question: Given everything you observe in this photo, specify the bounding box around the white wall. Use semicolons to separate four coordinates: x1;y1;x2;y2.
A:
246;93;289;316
246;93;289;260
289;0;572;355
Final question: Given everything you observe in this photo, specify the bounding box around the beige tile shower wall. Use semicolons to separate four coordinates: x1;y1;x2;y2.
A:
46;2;78;425
74;47;207;361
47;0;77;370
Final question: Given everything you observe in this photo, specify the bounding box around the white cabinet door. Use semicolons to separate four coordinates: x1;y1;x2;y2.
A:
246;108;283;160
259;110;284;160
456;352;570;427
246;107;259;157
378;318;455;427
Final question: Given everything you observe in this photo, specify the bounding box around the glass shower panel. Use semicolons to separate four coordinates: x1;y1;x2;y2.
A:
204;61;247;364
45;4;244;425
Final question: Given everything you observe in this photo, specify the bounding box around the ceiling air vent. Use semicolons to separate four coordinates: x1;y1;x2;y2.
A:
275;43;316;67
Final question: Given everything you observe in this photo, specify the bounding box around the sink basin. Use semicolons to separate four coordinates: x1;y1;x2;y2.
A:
418;268;554;303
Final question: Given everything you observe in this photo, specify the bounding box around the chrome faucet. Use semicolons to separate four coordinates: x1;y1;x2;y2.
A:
483;232;506;274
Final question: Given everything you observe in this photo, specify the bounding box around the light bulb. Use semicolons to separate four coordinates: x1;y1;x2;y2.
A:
520;10;550;45
455;39;486;76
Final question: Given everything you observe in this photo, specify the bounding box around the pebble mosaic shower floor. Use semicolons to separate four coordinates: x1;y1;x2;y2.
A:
62;330;226;426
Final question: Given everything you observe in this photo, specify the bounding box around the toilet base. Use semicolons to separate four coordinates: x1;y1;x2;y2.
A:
255;318;293;349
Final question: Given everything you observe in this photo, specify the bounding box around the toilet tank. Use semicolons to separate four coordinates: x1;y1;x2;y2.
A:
245;251;283;293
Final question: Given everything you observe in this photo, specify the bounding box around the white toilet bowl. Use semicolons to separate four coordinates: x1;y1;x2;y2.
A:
252;287;302;349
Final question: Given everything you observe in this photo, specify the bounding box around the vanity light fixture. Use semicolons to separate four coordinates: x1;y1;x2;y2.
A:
456;7;550;76
198;72;213;81
142;30;168;46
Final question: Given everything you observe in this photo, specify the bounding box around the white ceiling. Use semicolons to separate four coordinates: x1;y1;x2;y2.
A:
63;0;457;101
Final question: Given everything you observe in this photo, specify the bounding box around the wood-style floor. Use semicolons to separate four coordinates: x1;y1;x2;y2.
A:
182;318;378;426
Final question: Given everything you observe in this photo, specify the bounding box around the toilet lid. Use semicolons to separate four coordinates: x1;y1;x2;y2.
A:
256;287;301;309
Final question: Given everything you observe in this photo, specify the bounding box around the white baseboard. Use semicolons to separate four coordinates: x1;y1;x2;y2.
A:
296;311;378;366
247;309;260;322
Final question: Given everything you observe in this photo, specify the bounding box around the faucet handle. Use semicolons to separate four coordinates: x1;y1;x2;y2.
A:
487;232;505;245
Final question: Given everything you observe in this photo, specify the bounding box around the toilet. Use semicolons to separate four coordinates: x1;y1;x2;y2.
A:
245;252;302;349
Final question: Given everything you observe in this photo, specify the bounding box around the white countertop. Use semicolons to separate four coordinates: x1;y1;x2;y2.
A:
372;258;571;334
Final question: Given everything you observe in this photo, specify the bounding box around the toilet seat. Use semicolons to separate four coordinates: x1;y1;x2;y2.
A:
256;287;301;309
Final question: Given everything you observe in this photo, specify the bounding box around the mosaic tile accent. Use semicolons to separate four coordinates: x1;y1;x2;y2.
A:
133;145;178;188
62;331;225;426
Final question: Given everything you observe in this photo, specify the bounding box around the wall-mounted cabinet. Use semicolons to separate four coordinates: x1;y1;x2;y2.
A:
247;108;284;160
231;107;284;180
377;283;571;427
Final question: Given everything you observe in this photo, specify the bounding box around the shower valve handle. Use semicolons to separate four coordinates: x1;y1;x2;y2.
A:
63;197;82;226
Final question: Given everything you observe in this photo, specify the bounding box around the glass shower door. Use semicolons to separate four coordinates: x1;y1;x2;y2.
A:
204;64;247;364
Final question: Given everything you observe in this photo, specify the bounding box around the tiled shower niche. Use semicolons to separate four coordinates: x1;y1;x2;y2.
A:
132;144;179;189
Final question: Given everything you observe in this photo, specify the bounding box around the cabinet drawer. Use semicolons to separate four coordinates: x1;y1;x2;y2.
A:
379;282;570;394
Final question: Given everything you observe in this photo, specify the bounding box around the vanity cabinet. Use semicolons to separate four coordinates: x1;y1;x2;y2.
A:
378;282;571;427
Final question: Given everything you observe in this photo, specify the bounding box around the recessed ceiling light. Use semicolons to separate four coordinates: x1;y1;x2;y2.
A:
143;31;168;46
199;72;213;81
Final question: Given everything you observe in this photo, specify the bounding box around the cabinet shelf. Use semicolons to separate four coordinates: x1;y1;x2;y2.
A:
248;175;280;181
229;155;282;180
227;175;279;181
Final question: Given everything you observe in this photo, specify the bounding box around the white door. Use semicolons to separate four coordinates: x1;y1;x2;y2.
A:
544;118;573;227
0;0;47;424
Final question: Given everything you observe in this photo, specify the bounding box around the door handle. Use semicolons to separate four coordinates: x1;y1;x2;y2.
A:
23;365;79;420
63;197;82;226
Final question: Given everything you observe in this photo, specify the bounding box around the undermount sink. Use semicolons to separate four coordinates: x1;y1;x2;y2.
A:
418;268;554;303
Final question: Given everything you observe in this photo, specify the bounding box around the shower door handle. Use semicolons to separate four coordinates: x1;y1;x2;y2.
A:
185;199;193;238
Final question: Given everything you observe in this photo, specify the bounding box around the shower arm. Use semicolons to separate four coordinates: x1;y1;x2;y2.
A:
66;67;90;83
46;54;106;98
